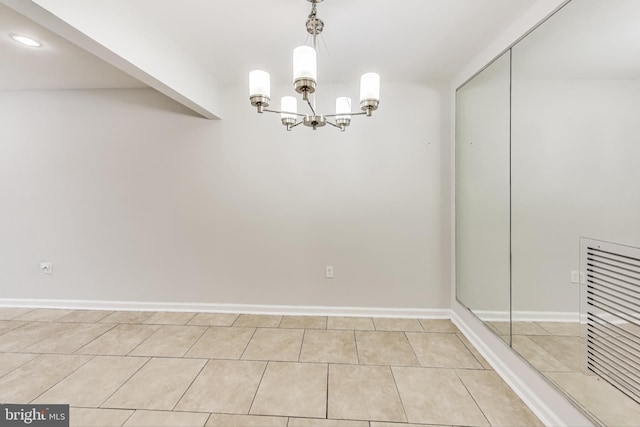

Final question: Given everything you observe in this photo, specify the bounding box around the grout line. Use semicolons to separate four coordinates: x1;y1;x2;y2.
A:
28;353;96;404
297;329;306;362
239;328;258;360
353;330;360;365
325;363;330;419
120;408;136;426
72;323;118;355
455;369;492;426
180;325;209;358
403;331;422;367
98;356;153;409
0;352;40;381
388;366;409;423
125;324;165;356
171;358;208;411
247;360;269;415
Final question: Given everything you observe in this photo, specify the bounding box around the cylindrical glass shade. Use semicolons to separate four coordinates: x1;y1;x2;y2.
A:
249;70;270;97
335;97;352;119
281;96;297;120
359;72;380;101
293;46;317;82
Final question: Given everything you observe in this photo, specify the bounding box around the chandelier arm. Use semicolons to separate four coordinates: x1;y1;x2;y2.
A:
323;111;368;118
305;98;316;116
263;108;306;117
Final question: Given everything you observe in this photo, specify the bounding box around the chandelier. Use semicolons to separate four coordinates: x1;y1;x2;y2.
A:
248;0;380;131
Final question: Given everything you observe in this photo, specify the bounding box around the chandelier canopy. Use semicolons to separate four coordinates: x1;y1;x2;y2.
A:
249;0;380;131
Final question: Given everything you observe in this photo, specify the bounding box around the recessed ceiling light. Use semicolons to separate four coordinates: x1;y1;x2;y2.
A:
10;34;42;47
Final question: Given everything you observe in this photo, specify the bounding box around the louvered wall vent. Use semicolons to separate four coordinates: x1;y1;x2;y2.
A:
582;239;640;404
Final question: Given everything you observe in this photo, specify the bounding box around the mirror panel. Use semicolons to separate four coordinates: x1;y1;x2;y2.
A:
511;0;640;423
456;0;640;424
456;51;511;335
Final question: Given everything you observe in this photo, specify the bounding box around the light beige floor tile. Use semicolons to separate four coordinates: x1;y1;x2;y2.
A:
511;335;572;372
205;414;287;427
0;353;38;377
420;319;460;333
327;316;375;330
129;325;206;357
187;312;239;326
123;410;209;427
233;314;282;328
456;333;493;369
77;324;162;355
328;364;405;422
487;321;510;335
242;328;304;361
406;332;482;369
392;367;489;426
0;320;27;335
100;311;155;324
251;361;327;418
536;321;582;336
175;359;266;413
58;310;113;323
185;326;255;359
280;316;327;329
102;358;206;410
529;335;586;372
300;329;358;364
546;371;640;427
355;331;419;366
490;321;551;336
0;354;91;403
33;356;148;407
457;369;542;426
289;418;369;427
143;312;196;325
371;424;450;427
24;322;114;354
0;321;69;352
70;407;133;427
373;318;423;332
15;308;74;322
0;307;34;320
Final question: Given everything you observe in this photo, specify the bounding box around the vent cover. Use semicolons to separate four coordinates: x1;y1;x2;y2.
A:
582;239;640;404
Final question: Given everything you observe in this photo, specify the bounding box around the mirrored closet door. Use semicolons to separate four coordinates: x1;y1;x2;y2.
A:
456;0;640;424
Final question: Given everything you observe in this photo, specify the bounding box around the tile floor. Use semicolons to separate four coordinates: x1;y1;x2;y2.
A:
0;307;542;427
487;321;640;426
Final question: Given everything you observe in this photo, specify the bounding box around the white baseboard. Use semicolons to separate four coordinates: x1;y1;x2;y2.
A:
452;310;568;426
0;298;450;319
473;309;580;322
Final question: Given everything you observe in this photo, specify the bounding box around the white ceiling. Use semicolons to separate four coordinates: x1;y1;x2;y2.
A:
1;0;540;92
124;0;539;85
0;3;145;90
0;0;544;118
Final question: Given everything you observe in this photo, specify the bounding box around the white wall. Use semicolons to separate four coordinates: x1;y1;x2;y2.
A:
0;82;450;310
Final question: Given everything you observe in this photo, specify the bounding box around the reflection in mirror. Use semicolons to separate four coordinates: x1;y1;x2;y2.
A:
511;0;640;424
456;51;511;342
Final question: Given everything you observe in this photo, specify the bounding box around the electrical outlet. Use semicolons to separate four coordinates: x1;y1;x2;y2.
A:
580;272;586;284
571;270;579;283
40;261;52;274
325;265;334;279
